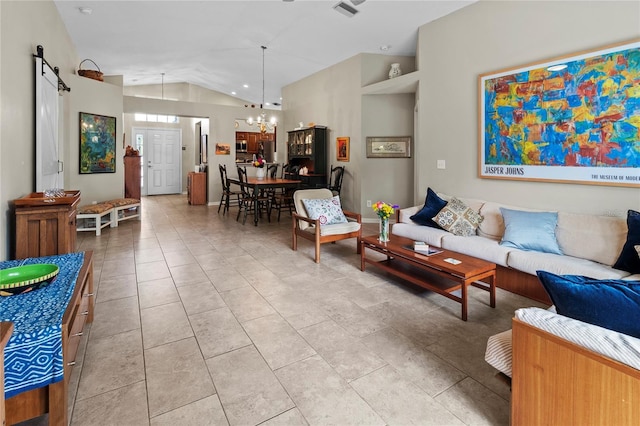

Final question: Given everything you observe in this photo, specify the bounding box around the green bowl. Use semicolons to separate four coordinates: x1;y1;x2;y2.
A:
0;264;59;296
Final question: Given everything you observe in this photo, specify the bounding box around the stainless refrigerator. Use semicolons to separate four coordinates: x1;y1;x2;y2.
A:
261;140;275;163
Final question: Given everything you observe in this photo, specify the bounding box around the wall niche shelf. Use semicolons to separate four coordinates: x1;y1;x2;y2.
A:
361;71;419;95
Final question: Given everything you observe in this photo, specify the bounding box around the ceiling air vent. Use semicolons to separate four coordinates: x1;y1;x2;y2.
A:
333;1;359;17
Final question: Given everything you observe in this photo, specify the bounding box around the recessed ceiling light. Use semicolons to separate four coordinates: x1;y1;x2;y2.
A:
265;102;271;106
78;7;92;15
243;84;249;88
231;91;236;95
547;64;567;71
380;45;391;51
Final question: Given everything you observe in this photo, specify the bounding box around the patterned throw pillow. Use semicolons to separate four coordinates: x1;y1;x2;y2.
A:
432;198;483;237
302;196;348;226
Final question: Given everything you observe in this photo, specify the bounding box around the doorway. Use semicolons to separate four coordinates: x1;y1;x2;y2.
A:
132;127;182;195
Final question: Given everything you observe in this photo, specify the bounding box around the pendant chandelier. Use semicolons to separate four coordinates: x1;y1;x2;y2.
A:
246;46;277;134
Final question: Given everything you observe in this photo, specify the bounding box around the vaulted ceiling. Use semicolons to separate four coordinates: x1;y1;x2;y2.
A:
55;1;474;107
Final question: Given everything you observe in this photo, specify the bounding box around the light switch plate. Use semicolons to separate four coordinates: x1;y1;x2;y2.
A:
437;160;446;169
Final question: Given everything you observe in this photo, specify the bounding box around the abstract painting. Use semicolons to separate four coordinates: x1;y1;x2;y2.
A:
479;39;640;187
79;112;116;174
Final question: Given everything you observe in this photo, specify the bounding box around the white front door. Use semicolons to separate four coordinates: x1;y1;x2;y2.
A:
133;128;182;195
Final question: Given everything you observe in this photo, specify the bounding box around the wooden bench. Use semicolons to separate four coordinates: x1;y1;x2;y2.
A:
76;202;114;236
103;198;141;226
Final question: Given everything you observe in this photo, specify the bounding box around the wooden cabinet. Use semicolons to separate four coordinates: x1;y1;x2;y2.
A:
187;172;207;205
235;131;248;141
247;133;260;154
287;126;328;187
14;191;80;259
124;156;141;200
4;252;94;426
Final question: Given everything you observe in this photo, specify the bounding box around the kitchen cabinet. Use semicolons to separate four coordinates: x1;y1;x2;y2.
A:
14;191;80;259
187;172;207;205
287;126;327;187
235;132;248;141
247;133;260;154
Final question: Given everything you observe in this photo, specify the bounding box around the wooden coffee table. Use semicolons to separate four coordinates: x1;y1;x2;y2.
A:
360;234;496;321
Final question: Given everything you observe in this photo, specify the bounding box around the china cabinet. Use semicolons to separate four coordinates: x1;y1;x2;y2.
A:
287;126;327;187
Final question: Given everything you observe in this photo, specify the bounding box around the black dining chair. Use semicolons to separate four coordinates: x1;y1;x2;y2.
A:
327;165;345;196
236;166;270;225
218;164;242;215
270;163;296;221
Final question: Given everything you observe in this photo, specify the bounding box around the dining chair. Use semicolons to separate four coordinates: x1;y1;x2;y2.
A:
236;166;270;225
218;164;241;215
327;165;345;196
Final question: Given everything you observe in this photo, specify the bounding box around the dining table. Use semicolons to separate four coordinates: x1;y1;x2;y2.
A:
227;177;302;226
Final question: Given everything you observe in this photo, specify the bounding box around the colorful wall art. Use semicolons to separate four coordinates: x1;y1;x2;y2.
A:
479;39;639;187
79;112;116;174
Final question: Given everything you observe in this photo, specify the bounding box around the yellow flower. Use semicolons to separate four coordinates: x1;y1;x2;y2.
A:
373;201;399;220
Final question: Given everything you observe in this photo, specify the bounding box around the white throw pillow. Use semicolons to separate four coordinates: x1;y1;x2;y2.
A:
302;196;347;225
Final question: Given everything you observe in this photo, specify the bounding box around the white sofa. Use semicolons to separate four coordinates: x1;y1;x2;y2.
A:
392;193;638;302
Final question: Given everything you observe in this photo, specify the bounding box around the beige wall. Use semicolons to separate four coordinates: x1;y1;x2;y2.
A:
282;54;416;215
124;82;249;107
416;0;640;216
68;75;124;205
0;0;79;259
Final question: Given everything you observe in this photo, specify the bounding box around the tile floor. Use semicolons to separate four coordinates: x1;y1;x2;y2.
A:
23;194;547;426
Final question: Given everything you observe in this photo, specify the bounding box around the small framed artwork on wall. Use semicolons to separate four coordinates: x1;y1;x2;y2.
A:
366;136;411;158
337;137;350;162
79;112;116;174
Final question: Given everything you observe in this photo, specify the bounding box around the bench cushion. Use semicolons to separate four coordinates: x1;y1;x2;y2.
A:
103;198;140;207
78;203;113;214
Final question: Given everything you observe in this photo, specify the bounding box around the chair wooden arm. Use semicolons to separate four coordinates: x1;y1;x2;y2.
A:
343;210;361;223
292;212;320;228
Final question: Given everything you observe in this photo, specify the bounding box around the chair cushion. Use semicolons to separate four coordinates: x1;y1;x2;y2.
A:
409;188;447;229
302;196;347;225
536;271;640;338
485;329;513;377
293;188;335;231
304;222;361;237
500;208;562;254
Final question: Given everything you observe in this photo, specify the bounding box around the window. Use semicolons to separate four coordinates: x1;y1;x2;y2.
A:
134;113;179;123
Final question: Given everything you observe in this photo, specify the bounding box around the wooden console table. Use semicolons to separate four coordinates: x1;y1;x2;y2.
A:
360;234;496;321
2;251;94;426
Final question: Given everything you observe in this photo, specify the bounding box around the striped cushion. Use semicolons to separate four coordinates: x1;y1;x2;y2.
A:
485;329;513;377
78;203;113;214
516;307;640;370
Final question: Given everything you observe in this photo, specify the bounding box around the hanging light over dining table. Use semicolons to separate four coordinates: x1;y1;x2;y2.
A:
246;46;277;134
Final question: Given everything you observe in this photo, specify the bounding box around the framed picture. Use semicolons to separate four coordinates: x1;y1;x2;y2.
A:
366;136;411;158
337;137;349;162
79;112;116;174
479;39;640;187
215;143;230;155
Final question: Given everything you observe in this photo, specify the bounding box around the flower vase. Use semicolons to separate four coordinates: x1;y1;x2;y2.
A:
379;217;390;242
256;167;265;180
388;63;402;79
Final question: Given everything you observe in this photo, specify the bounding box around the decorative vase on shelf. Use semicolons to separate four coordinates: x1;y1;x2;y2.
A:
388;63;402;79
256;167;266;180
379;217;390;242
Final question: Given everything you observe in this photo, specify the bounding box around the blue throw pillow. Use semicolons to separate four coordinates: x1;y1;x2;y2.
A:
410;188;447;229
537;271;640;338
613;210;640;274
499;208;562;254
